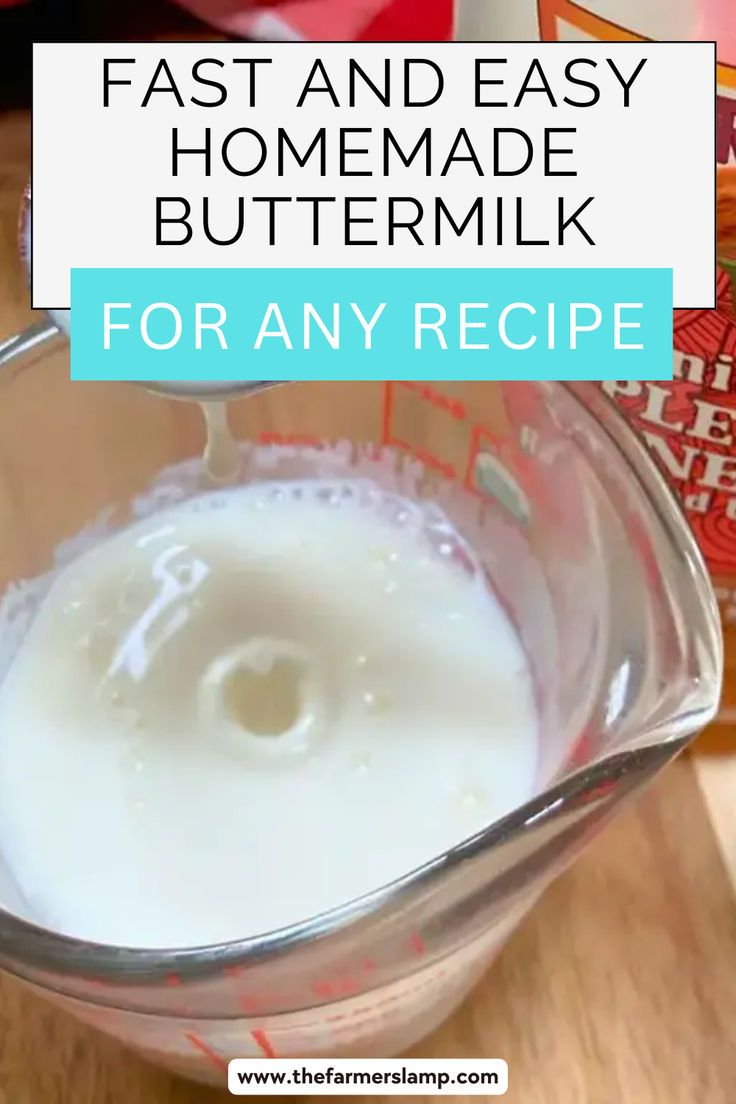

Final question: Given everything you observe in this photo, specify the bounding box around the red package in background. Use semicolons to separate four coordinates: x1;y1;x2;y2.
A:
172;0;454;41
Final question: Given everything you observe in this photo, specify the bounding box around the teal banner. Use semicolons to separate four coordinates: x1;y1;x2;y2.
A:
70;267;673;382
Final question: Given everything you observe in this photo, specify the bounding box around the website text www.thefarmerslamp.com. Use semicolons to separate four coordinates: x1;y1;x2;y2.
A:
228;1058;508;1096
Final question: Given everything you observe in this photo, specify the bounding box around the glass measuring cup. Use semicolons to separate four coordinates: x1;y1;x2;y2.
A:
0;320;723;1085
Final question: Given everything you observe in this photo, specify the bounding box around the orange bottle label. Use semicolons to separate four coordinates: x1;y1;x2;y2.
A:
603;274;736;576
535;0;736;711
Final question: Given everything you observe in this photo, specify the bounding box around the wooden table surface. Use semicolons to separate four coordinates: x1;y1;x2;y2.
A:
2;105;736;1104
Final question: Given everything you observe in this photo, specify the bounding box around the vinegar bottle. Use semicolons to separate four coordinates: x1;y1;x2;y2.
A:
457;0;736;720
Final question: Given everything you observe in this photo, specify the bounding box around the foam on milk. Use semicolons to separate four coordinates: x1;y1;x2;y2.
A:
0;478;538;949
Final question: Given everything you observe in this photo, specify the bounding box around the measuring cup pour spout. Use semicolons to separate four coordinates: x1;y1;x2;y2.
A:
365;379;724;997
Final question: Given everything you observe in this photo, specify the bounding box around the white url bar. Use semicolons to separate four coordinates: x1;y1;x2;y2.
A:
228;1058;509;1096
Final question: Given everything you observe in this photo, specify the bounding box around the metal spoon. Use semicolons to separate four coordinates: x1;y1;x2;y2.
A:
11;188;281;401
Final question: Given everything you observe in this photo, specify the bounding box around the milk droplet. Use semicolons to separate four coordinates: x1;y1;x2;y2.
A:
201;402;240;483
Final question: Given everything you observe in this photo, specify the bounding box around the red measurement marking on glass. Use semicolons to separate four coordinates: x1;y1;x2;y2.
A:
578;780;618;807
258;431;324;449
409;931;426;956
382;382;462;479
251;1029;277;1059
400;381;467;421
164;973;182;988
79;976;109;988
312;975;361;1000
567;722;597;770
185;1031;228;1072
382;381;404;450
418;449;457;480
223;964;245;980
310;955;385;1002
238;994;266;1015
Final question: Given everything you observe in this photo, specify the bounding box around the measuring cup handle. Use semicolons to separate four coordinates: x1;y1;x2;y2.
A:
0;320;61;370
